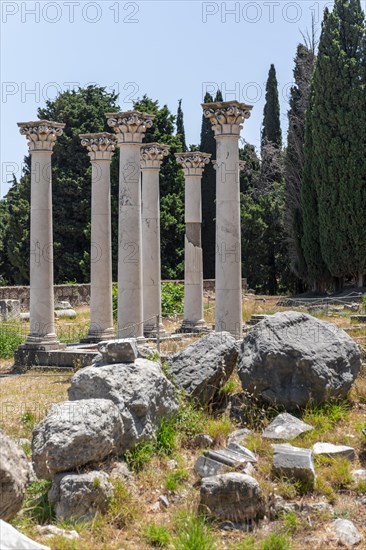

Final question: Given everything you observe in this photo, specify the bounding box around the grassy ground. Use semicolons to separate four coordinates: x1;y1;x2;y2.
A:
0;297;365;549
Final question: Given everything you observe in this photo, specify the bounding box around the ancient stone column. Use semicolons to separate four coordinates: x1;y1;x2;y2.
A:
106;111;154;338
80;133;117;342
202;101;253;337
175;152;211;332
140;143;170;336
17;120;65;349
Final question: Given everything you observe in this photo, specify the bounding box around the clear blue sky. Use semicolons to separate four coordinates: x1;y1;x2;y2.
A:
1;0;347;198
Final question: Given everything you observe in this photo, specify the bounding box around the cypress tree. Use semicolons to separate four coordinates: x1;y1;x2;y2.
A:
200;92;216;278
176;99;187;152
215;89;223;102
310;0;365;284
261;64;282;148
259;65;286;294
285;43;315;285
301;91;331;290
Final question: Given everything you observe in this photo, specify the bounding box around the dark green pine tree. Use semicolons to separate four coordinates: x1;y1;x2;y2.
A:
261;64;282;148
259;66;286;294
310;0;366;285
284;43;316;287
200;92;216;278
301;91;331;291
176;99;187;152
215;89;223;102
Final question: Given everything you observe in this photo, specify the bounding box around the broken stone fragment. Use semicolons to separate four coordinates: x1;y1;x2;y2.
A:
227;442;257;463
312;442;355;461
272;443;316;486
330;519;362;547
194;456;229;478
262;413;313;440
204;449;248;467
199;473;264;522
97;338;138;364
227;428;251;446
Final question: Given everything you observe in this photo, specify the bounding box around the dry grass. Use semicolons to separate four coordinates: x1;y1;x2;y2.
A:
0;372;70;438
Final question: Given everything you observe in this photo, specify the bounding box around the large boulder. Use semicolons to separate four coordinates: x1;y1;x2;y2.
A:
48;471;113;521
0;430;31;521
68;359;178;451
199;473;264;521
32;399;124;480
168;332;238;404
238;311;361;408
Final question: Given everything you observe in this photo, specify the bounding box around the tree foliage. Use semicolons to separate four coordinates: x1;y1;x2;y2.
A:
176;99;187;152
285;42;315;284
302;0;366;286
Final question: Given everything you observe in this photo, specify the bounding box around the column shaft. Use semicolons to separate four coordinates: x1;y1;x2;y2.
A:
88;160;114;340
202;100;253;338
17;120;65;350
142;169;162;334
118;143;143;337
175;152;211;332
183;175;204;328
28;151;58;346
215;137;242;336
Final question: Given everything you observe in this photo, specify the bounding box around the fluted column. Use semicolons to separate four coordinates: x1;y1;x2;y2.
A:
106;111;154;338
175;152;211;332
17;120;65;349
202;101;252;337
140;143;170;336
80;133;117;342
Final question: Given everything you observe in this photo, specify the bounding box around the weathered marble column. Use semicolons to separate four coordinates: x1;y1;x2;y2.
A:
141;143;170;336
106;111;154;338
202;101;252;337
175;152;211;332
17;120;65;349
80;133;117;342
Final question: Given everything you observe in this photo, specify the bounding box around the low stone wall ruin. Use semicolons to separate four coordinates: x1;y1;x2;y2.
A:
0;279;248;310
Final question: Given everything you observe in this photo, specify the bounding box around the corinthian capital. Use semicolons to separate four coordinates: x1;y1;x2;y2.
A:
80;132;118;161
105;111;155;144
141;143;170;170
17;120;65;152
175;152;211;177
201;100;252;138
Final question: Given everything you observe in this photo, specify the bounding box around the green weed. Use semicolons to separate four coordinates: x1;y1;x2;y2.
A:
144;523;171;547
173;511;216;550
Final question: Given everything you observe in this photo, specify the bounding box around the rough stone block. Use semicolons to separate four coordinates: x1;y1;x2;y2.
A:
272;443;316;486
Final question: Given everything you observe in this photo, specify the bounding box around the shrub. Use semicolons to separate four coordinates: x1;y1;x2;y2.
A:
0;322;24;359
161;282;184;316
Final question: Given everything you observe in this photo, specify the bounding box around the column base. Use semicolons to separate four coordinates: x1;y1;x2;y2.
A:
177;319;209;334
143;322;166;338
80;328;115;344
20;334;65;352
